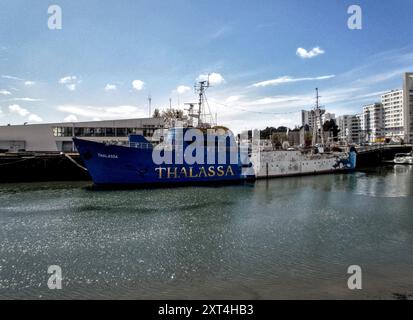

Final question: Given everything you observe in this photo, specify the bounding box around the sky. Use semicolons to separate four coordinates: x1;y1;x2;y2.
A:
1;0;413;133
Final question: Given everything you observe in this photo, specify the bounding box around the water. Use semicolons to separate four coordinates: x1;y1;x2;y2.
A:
0;165;413;299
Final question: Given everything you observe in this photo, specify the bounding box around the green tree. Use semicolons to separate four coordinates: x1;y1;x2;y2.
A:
161;108;184;121
152;108;161;118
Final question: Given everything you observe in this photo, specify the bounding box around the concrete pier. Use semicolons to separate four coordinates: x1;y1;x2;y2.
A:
0;152;91;183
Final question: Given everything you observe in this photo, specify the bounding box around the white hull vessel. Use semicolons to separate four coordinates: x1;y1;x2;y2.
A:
394;153;413;165
251;150;356;178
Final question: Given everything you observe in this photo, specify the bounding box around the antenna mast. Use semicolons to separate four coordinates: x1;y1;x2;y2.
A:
312;88;325;146
148;95;152;117
195;79;210;128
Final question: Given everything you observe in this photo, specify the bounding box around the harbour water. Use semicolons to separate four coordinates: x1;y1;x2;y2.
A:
0;165;413;299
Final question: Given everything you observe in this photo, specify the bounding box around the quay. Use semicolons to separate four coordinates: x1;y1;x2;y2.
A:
355;144;413;168
0;152;90;183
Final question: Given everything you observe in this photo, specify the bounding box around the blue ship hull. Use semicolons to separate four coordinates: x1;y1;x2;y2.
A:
73;138;248;187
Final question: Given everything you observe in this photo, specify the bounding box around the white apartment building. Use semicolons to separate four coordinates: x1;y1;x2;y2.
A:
362;103;384;143
373;72;413;143
302;73;413;144
358;112;365;139
403;72;413;143
301;109;335;130
301;109;320;129
322;112;336;124
381;89;404;139
337;114;362;144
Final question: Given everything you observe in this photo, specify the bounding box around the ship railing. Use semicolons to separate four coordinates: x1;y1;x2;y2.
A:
129;142;153;149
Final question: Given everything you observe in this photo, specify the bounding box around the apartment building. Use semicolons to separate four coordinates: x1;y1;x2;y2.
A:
381;89;404;139
337;114;362;144
362;103;384;143
301;109;321;129
301;109;335;130
403;72;413;143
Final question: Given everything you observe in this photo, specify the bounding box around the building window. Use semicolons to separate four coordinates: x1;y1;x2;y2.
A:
68;126;160;138
143;124;156;137
74;127;82;136
53;127;73;137
127;128;138;135
94;128;105;137
116;128;127;136
105;128;115;137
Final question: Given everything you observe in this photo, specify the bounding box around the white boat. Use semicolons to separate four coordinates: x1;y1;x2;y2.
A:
394;153;413;164
250;88;357;178
251;147;357;178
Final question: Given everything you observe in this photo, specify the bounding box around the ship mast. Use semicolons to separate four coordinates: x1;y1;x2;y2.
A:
312;88;325;146
148;94;152;117
183;77;217;128
197;81;207;126
193;78;215;128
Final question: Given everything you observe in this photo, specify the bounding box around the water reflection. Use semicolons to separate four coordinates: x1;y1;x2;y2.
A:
351;165;413;198
0;167;413;299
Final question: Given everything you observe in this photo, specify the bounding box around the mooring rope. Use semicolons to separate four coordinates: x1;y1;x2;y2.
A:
0;157;35;166
64;154;88;171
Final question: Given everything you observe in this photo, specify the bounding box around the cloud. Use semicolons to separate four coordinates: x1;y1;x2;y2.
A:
251;75;335;87
1;75;36;87
225;95;243;103
247;95;311;106
197;72;225;85
296;47;325;59
8;104;30;116
57;104;148;120
176;85;191;94
63;114;78;122
208;85;375;128
59;76;80;91
1;75;24;81
132;80;145;91
59;76;76;84
10;97;44;102
28;114;43;123
104;84;117;91
7;104;43;122
209;25;231;40
354;68;408;86
66;84;77;91
208;48;413;133
0;89;12;95
24;81;35;87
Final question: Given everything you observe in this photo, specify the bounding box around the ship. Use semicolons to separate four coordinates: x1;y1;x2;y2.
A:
250;88;357;178
73;84;356;187
73;80;252;187
251;148;356;178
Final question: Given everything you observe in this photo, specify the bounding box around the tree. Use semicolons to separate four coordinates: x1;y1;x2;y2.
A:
260;127;276;139
260;126;290;139
276;126;288;133
323;119;340;142
271;132;286;149
152;108;161;118
161;108;184;121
